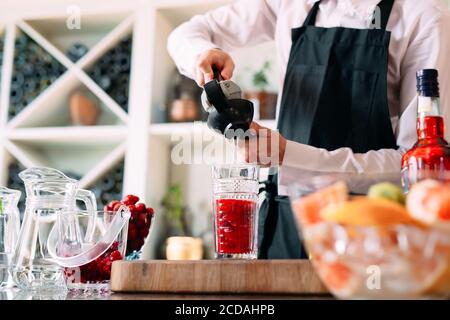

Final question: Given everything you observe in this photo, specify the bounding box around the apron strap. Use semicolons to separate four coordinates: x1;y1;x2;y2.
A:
303;0;395;30
378;0;395;30
303;1;321;27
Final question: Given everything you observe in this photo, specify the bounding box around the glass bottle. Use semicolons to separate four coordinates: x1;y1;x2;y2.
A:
401;69;450;192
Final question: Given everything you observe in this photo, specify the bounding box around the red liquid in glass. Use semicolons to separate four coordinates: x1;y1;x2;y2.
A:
215;198;256;255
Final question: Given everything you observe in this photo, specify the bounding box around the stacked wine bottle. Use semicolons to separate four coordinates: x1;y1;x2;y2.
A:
88;161;125;209
65;42;88;62
88;36;132;112
9;33;66;119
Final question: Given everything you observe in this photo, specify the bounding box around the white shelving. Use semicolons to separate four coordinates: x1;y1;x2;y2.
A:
0;0;278;259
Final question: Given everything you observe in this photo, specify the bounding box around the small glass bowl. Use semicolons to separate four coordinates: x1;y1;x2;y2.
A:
61;209;129;296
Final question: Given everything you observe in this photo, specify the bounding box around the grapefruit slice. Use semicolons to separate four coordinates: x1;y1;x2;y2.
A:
407;180;450;228
291;182;349;227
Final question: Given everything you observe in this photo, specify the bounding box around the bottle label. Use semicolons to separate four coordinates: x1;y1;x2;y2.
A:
418;96;433;113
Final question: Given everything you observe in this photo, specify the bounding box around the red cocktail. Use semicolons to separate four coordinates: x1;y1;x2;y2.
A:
215;198;257;255
212;164;259;259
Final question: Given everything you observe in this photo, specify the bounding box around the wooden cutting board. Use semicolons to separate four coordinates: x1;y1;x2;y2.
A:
111;260;328;295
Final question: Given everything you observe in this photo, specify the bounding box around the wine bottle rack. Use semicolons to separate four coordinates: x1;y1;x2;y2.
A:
9;32;66;119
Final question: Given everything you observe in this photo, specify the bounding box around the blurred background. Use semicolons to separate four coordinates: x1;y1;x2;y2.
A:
0;0;448;260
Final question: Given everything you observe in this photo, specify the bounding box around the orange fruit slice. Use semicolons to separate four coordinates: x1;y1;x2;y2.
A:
320;197;417;227
291;182;348;227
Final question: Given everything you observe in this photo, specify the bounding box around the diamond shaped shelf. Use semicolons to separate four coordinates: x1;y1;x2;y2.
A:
9;138;126;179
25;13;125;63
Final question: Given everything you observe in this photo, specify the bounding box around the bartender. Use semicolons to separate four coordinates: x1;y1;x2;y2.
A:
168;0;450;259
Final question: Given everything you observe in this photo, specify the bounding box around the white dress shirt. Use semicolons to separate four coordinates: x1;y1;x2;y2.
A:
168;0;450;194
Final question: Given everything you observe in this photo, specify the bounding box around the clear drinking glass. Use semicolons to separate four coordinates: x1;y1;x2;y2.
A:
0;187;21;289
212;164;259;259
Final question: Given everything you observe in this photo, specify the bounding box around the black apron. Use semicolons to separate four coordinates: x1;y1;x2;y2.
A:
258;0;398;259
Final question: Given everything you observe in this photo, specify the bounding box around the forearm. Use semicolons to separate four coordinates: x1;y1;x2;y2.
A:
279;141;403;195
167;0;277;79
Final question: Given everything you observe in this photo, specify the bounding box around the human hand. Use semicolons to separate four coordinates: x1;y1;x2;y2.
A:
238;122;287;168
195;48;235;86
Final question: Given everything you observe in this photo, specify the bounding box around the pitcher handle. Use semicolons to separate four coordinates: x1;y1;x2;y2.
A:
76;189;97;243
47;206;131;268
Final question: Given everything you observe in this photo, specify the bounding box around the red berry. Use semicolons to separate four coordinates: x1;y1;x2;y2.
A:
110;241;119;251
123;194;139;205
135;203;146;213
110;250;122;261
146;207;154;215
138;213;147;225
136;239;145;249
140;227;149;239
113;202;123;212
127;204;136;212
109;200;120;208
104;204;112;212
128;224;137;241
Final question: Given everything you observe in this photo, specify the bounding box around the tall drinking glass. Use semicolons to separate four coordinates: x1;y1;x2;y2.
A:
212;164;259;259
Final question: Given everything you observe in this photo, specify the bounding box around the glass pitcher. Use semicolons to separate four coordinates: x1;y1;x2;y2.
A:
0;187;21;289
10;167;97;292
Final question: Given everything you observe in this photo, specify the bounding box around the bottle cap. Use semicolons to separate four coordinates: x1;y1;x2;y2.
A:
416;69;439;97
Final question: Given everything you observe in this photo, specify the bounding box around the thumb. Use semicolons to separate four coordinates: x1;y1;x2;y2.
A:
250;122;263;130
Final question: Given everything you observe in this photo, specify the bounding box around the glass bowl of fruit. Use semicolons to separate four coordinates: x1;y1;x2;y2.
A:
289;174;450;299
56;206;131;295
104;194;155;260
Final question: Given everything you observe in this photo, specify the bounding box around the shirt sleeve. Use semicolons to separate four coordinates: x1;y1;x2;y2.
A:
167;0;278;78
278;5;450;195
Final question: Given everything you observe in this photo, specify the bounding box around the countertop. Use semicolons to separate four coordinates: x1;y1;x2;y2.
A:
0;288;332;300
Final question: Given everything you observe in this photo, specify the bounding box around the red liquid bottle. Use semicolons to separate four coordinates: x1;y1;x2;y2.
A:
401;69;450;192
